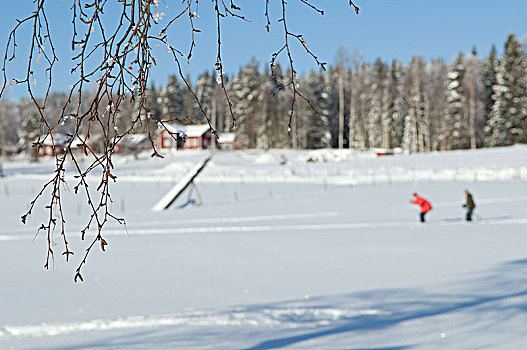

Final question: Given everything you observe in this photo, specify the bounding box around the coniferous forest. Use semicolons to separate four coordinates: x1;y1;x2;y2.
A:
2;33;527;155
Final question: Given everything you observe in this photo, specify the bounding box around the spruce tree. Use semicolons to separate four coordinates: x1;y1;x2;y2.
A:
146;82;162;121
195;71;215;125
482;45;498;136
18;98;42;160
304;70;332;149
403;57;428;153
268;63;293;149
444;52;466;149
255;68;274;149
326;66;342;148
425;59;448;150
0;99;18;162
161;75;184;120
503;34;527;143
463;48;485;149
182;73;199;123
349;63;371;150
387;60;406;149
367;58;387;149
485;34;527;145
229;58;261;148
380;63;394;149
485;63;510;146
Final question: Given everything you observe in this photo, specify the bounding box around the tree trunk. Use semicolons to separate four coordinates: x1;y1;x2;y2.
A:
210;90;217;152
338;65;345;149
469;87;477;150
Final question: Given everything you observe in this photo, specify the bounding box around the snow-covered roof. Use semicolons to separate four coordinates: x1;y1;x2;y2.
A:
163;124;210;138
40;133;67;146
123;133;148;144
217;132;235;143
40;133;85;147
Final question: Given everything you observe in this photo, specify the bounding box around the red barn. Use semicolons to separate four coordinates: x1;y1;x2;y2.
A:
217;132;236;150
158;124;214;150
37;133;85;157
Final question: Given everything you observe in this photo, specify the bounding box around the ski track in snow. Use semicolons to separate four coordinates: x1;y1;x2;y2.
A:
0;307;386;339
135;211;342;226
0;211;342;235
83;217;527;237
1;216;526;242
433;195;527;207
2;194;527;241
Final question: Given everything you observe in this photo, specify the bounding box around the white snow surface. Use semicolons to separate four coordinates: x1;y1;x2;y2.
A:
1;146;527;349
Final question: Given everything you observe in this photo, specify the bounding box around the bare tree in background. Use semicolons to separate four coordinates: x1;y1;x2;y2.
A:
0;0;360;281
335;44;350;149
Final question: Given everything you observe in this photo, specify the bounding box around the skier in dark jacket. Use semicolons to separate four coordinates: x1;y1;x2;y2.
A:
463;189;476;221
410;193;432;223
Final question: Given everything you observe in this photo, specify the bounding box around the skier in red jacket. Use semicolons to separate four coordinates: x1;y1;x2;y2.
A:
410;193;432;222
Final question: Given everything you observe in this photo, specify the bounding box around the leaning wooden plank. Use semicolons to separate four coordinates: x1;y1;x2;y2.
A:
151;156;212;211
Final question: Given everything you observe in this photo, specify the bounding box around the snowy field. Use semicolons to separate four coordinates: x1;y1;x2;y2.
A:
1;146;527;349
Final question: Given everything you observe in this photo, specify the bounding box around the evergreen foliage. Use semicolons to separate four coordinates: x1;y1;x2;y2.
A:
161;75;184;120
304;71;332;149
9;34;527;155
18;98;41;159
228;59;261;149
444;52;466;150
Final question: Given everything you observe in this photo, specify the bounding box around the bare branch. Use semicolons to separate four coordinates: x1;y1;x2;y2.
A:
0;0;360;280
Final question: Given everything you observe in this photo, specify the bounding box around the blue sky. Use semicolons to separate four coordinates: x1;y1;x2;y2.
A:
0;0;526;98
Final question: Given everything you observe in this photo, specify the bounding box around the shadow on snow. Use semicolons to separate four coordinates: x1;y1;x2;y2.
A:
38;258;527;350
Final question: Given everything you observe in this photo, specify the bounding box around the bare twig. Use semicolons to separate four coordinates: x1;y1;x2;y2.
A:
0;0;359;281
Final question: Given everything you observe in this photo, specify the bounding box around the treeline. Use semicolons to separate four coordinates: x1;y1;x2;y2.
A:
1;33;526;155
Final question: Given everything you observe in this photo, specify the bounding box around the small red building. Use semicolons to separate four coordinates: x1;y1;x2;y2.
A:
158;124;214;150
217;132;236;150
113;133;149;154
37;133;85;157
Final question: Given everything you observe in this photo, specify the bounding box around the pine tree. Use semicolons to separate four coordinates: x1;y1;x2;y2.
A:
0;99;18;161
303;70;332;149
181;73;199;122
380;65;393;149
463;47;485;149
482;45;498;137
294;71;319;150
335;44;350;149
195;71;214;125
255;68;274;149
485;34;527;145
229;58;261;148
387;60;406;149
403;57;428;153
146;82;162;121
161;75;184;120
485;64;510;146
349;63;371;150
208;70;229;134
425;59;448;150
326;66;342;148
443;52;466;150
503;34;527;143
368;58;387;149
18;98;42;159
269;63;293;149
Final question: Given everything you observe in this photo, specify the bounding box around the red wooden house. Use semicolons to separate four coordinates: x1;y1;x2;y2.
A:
158;124;214;150
217;132;236;150
37;133;85;157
